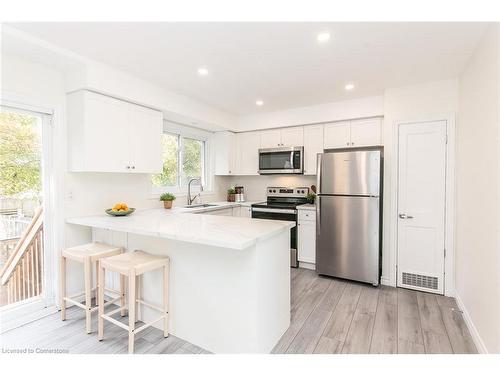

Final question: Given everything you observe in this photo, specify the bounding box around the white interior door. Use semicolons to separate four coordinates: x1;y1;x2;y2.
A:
397;120;447;294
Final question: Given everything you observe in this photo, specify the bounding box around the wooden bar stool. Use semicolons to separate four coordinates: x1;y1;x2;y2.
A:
60;242;124;333
98;250;170;354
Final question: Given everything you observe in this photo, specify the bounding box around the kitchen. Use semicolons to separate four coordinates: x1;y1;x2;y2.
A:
0;15;499;370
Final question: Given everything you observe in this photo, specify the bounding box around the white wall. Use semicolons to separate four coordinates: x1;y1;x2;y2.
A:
1;52;227;300
237;96;384;131
77;61;237;132
456;24;500;353
221;175;317;202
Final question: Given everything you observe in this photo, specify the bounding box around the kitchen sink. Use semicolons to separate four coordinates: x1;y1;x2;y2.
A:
184;204;218;209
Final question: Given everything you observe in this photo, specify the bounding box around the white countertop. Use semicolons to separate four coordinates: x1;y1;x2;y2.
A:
67;206;293;250
173;200;262;213
297;203;316;211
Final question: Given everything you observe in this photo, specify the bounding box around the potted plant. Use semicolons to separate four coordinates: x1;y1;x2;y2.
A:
227;187;236;202
306;192;316;204
160;193;176;209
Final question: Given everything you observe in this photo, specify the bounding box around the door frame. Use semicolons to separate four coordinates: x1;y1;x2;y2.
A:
390;113;456;297
0;99;58;331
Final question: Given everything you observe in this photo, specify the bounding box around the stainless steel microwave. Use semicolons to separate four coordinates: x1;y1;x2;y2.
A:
258;146;304;174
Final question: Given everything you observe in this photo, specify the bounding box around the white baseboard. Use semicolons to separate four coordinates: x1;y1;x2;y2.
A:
380;276;393;286
298;262;315;270
454;292;488;354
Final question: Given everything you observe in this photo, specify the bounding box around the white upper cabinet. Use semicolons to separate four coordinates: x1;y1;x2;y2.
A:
349;118;382;147
214;131;237;175
280;127;304;147
67;90;163;173
324;121;351;149
236;132;260;175
303;124;324;175
128;103;163;173
260;127;304;148
324;118;382;149
260;129;282;148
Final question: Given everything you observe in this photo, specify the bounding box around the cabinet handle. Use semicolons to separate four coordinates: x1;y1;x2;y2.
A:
351;142;354;146
346;142;349;146
126;166;130;169
131;166;135;169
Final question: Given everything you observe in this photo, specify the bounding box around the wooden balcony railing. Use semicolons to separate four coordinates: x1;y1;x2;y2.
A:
0;208;43;306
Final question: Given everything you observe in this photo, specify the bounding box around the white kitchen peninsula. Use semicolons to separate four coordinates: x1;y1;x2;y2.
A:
67;208;293;353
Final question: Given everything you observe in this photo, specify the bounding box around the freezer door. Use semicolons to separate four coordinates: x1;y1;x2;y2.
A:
317;150;381;196
316;195;380;285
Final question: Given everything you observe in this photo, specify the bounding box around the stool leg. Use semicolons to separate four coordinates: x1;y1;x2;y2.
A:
135;275;141;323
98;265;105;341
163;262;169;338
120;274;126;317
95;261;99;307
60;255;66;321
84;257;92;334
128;271;136;354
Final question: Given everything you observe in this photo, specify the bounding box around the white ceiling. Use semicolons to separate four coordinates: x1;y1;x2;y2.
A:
7;22;488;115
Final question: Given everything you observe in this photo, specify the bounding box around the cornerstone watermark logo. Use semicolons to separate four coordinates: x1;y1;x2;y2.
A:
1;347;69;354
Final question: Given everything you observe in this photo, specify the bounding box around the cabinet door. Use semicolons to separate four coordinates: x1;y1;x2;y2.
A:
298;220;316;264
128;104;163;173
350;118;382;147
303;125;324;175
236;132;260;175
214;131;236;175
323;121;351;149
260;129;282;148
84;92;131;172
239;206;252;218
280;127;304;147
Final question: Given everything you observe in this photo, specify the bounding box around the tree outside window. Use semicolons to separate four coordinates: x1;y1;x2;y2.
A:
152;132;206;190
0;112;42;199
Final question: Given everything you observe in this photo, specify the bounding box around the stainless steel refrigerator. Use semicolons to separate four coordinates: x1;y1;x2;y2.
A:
316;147;383;286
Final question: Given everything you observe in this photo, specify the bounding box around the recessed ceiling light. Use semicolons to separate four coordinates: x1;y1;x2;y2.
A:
317;32;331;43
256;100;264;106
197;67;208;76
345;83;355;91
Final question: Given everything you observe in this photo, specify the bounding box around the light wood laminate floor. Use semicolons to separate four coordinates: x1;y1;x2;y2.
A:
273;268;477;354
0;268;477;354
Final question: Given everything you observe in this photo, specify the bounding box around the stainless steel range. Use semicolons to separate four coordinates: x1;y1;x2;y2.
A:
251;187;309;268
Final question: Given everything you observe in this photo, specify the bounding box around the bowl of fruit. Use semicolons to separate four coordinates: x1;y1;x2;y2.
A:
105;203;135;216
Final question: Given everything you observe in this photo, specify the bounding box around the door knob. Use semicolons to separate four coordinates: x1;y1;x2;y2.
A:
399;213;414;219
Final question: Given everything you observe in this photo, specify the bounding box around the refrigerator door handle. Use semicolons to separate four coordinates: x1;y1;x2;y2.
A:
316;154;322;193
316;195;321;234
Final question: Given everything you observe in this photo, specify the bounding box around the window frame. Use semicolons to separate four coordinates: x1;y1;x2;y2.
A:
151;121;213;196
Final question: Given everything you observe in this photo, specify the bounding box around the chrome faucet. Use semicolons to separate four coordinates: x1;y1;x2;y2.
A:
187;178;204;205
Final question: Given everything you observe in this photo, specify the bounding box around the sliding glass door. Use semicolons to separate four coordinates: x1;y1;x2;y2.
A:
0;105;54;330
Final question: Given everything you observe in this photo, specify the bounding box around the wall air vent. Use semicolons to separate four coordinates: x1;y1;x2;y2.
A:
402;272;438;290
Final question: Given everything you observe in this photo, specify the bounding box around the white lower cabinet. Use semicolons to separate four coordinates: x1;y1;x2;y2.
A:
297;210;316;264
239;206;252;218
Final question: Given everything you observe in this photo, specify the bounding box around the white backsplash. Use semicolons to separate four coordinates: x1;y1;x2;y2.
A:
219;175;317;201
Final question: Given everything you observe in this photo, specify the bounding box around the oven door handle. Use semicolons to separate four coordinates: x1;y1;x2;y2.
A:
251;207;297;214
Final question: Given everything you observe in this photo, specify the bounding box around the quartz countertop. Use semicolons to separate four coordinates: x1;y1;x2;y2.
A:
67;207;293;250
297;203;316;211
173;200;263;214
